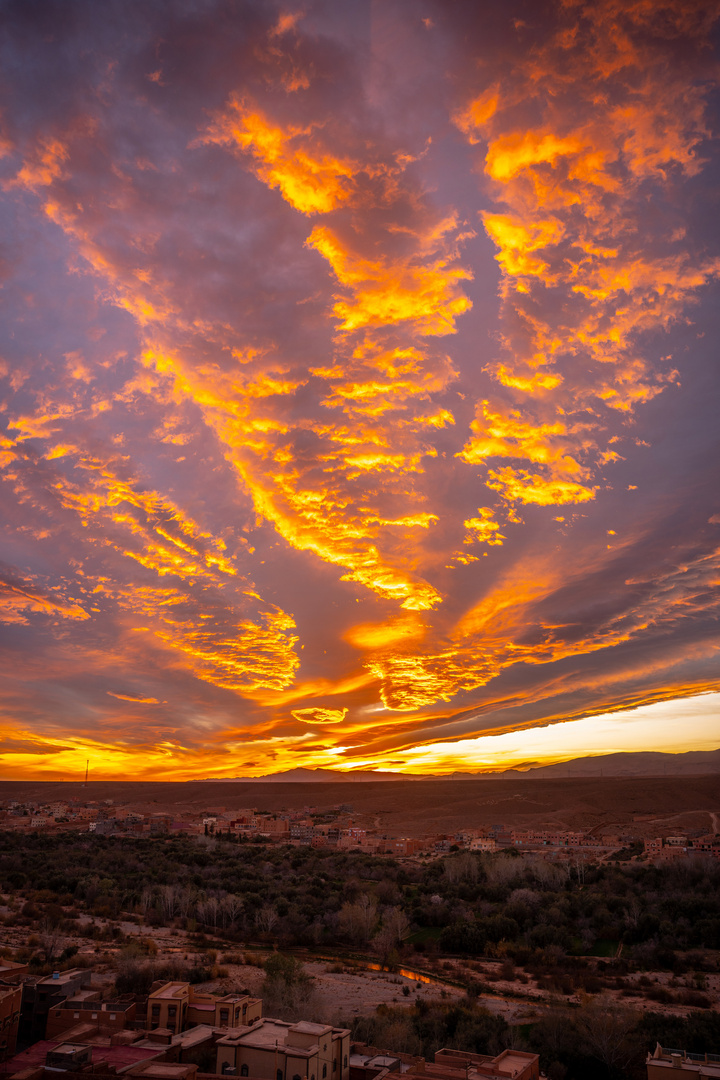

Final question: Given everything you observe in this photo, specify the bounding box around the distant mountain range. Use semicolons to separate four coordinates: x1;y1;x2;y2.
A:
194;748;720;782
194;767;425;783
501;748;720;778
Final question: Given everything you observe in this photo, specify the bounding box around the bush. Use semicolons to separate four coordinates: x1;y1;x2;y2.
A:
440;920;487;955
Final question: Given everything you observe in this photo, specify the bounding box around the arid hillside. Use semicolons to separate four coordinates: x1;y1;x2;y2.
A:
0;775;717;837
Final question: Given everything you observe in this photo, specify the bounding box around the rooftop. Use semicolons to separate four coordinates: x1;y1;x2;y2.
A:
648;1051;720;1078
493;1051;539;1077
128;1065;197;1080
65;989;101;1003
291;1022;332;1036
235;1019;300;1051
219;1018;350;1056
6;1039;162;1074
59;998;131;1012
134;1025;217;1052
38;969;88;986
149;982;189;1000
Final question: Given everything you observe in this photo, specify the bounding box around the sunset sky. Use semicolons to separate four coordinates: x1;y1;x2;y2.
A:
1;0;719;781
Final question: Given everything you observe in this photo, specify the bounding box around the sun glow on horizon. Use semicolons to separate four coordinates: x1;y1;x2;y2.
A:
346;693;720;776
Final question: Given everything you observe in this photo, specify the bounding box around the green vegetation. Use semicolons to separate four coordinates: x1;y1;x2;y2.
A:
346;998;720;1080
0;832;718;970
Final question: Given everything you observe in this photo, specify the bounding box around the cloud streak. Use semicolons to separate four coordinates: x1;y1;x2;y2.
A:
0;0;718;778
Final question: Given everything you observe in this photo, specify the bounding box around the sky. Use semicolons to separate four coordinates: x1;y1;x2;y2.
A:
0;0;719;781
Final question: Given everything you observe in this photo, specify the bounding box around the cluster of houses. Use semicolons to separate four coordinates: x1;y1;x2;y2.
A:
1;961;709;1080
643;834;720;860
0;966;540;1080
2;799;717;863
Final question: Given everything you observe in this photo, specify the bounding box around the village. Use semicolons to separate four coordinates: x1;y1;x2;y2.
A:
1;798;717;865
0;786;718;1080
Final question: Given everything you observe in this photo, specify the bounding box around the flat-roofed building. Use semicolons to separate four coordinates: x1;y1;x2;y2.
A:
46;999;136;1040
4;1030;163;1077
19;969;94;1044
0;962;28;984
646;1045;720;1080
426;1049;539;1080
147;983;190;1034
0;984;21;1056
216;1018;350;1080
349;1051;402;1080
469;838;496;852
147;983;261;1034
187;991;261;1030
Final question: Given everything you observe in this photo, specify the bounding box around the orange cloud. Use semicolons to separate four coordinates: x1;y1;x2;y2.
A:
291;707;347;724
486;467;596;506
0;579;89;625
463;508;506;547
203;99;358;214
452;0;720;531
107;692;163;704
306;225;472;336
345;616;425;651
6;137;69;191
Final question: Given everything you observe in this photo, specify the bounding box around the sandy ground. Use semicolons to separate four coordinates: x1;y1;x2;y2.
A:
208;959;468;1022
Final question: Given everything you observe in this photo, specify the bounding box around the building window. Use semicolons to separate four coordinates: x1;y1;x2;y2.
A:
323;1067;327;1078
333;1061;337;1072
241;1065;249;1076
168;1006;177;1017
220;1010;229;1024
277;1071;283;1080
343;1058;347;1069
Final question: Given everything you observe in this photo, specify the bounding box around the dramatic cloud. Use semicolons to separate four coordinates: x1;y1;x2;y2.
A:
0;0;718;779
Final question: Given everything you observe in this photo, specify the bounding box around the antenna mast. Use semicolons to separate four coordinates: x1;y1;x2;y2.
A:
84;760;89;787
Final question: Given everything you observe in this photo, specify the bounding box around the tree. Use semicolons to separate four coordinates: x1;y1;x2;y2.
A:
197;896;219;929
576;1004;639;1075
39;919;63;963
256;904;278;935
338;894;378;944
262;954;315;1020
440;920;487;955
140;886;155;916
221;894;243;929
383;905;410;945
373;905;410;963
160;885;177;921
